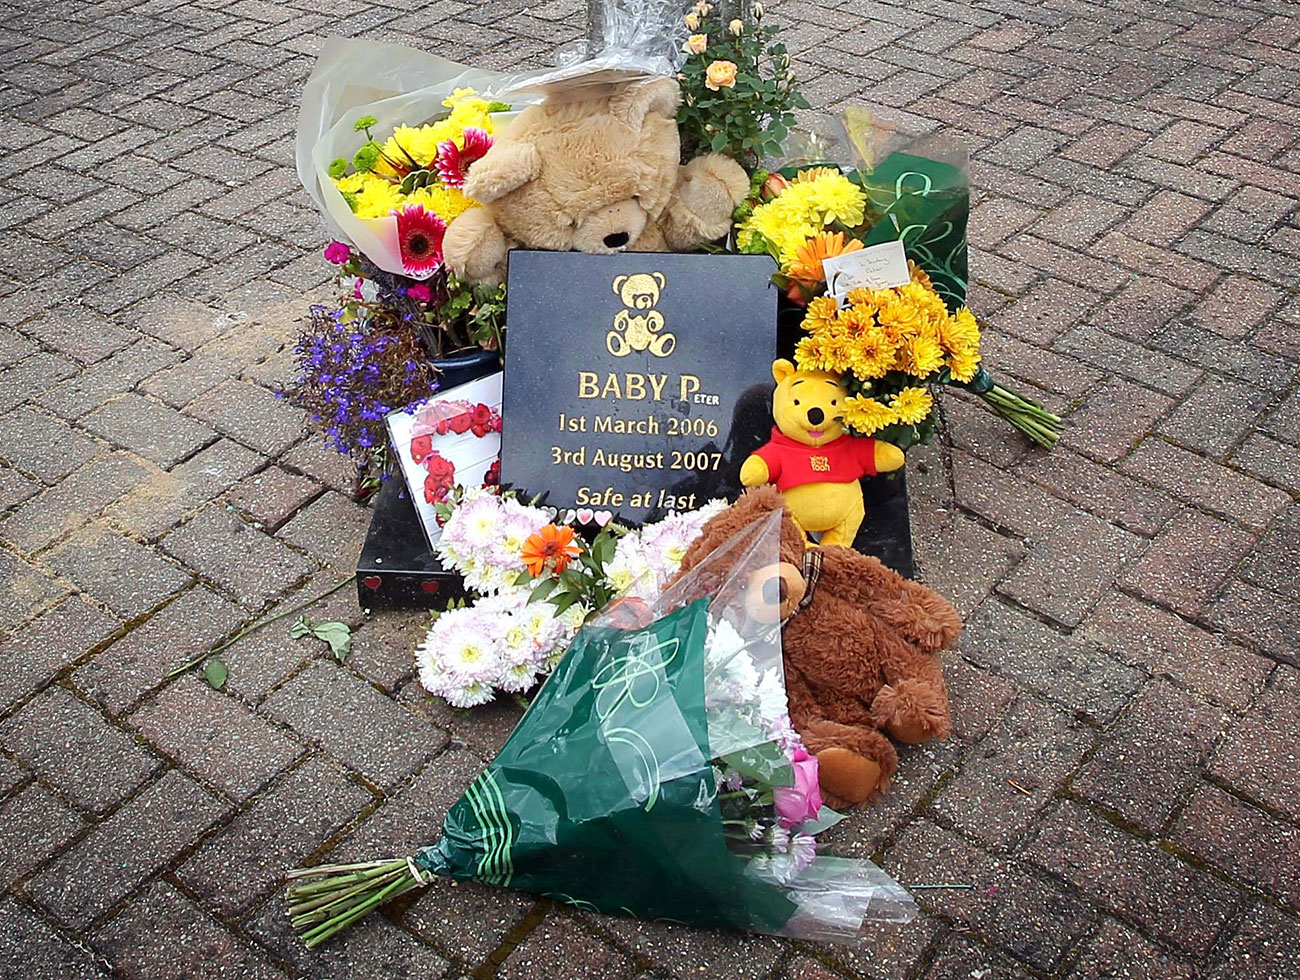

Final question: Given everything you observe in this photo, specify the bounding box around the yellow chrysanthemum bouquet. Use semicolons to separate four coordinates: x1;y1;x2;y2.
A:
737;166;1061;449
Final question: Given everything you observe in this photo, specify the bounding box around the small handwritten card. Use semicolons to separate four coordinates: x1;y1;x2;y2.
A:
822;240;911;304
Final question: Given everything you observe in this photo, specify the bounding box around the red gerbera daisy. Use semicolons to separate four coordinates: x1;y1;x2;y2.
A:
394;205;446;277
434;128;492;189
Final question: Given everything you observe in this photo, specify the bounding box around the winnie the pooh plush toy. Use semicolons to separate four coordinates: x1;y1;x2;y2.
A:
741;358;905;547
673;486;961;806
443;77;749;285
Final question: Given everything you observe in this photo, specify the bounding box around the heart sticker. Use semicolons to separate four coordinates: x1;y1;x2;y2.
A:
362;575;382;590
594;510;613;527
420;581;441;594
576;507;595;525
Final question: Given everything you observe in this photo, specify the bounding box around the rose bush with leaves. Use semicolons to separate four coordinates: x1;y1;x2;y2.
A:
676;2;808;168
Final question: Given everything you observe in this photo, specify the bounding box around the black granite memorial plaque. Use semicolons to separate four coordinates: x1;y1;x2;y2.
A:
501;251;779;523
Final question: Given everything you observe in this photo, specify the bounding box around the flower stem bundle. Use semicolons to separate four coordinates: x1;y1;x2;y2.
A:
285;860;421;948
976;381;1063;448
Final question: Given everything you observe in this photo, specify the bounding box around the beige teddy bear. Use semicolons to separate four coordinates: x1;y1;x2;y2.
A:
443;78;749;285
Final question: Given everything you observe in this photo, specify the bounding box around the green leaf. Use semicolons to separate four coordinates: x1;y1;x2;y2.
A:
551;592;579;616
204;657;228;690
710;131;729;152
513;569;533;587
289;616;354;662
529;577;558;603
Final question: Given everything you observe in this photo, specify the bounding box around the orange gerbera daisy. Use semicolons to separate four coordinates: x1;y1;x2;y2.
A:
787;232;864;283
521;524;581;576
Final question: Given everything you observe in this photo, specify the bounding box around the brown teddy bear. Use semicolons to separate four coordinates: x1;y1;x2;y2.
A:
443;77;749;285
675;486;962;807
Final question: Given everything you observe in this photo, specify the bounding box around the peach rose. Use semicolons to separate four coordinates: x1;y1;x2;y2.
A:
683;11;699;29
684;33;708;55
762;172;789;200
729;18;743;35
705;59;738;90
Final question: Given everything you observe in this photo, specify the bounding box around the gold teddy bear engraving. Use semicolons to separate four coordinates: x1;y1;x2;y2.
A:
607;272;676;357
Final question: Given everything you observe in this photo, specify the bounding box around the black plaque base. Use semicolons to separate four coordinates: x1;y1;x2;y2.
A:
355;480;471;611
854;469;915;580
357;473;915;611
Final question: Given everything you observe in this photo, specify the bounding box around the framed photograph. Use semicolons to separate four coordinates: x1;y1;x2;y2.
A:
386;371;503;550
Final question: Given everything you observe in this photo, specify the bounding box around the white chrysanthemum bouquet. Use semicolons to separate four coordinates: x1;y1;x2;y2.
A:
416;490;727;706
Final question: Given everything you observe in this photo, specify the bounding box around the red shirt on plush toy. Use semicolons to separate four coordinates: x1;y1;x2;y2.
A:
751;426;880;492
741;359;904;548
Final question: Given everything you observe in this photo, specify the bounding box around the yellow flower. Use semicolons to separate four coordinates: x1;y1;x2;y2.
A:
842;395;896;435
821;333;855;374
685;33;708;54
683;11;699;29
908;260;933;290
346;174;404;219
837;304;878;338
942;306;981;353
848;331;898;379
705;59;738;90
383;124;442;169
792;167;840;184
801;295;839;334
890;387;934;425
799;171;866;226
729;18;743;34
404;183;478;223
844;286;881;310
742;204;813;260
947;349;981;383
902;335;945;377
794;334;832;373
442;87;478;108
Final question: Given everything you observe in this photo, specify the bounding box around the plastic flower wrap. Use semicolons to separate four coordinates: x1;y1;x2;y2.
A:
296;39;527;278
287;510;916;946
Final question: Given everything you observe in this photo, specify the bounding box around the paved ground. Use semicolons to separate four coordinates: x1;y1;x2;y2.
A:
1;0;1299;977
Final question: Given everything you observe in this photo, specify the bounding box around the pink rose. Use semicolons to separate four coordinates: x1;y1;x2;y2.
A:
407;282;433;303
324;241;351;264
774;747;822;828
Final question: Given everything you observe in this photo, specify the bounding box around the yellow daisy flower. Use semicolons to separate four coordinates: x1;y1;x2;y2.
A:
890;387;934;425
794;334;833;373
801;295;839;334
842;395;896;435
947;350;982;383
848;331;898;379
902;335;946;377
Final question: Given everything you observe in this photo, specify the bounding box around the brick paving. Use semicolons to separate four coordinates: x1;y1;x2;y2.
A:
0;0;1297;976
